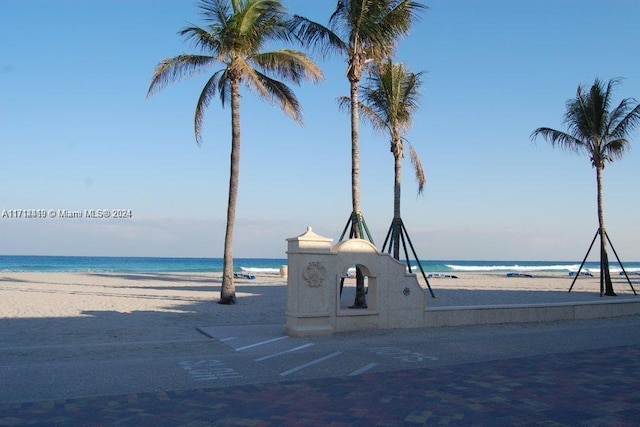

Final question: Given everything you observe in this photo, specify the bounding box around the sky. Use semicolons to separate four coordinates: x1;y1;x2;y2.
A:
1;0;639;261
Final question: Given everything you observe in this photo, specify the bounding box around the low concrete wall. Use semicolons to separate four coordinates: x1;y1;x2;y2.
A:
424;299;640;328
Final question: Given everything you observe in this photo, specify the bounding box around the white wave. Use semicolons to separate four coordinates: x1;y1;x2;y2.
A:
240;267;280;275
445;264;581;272
585;267;640;274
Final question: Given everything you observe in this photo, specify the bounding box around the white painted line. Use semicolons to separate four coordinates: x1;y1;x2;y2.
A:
348;363;378;376
220;337;236;342
254;343;314;362
193;376;218;381
280;351;343;377
235;336;289;351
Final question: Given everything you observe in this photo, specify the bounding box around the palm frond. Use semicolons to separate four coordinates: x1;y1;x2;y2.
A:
198;0;231;26
326;0;427;65
532;78;636;165
589;78;609;133
288;14;347;57
147;55;217;97
337;95;351;114
376;1;428;47
609;101;640;140
544;77;639;166
243;66;303;123
565;85;597;142
360;58;424;138
602;138;630;162
409;142;426;196
530;127;584;153
216;68;232;107
194;71;224;144
360;78;392;125
251;49;323;84
233;0;289;45
338;93;388;133
179;25;222;53
149;0;323;152
236;0;279;33
359;101;388;133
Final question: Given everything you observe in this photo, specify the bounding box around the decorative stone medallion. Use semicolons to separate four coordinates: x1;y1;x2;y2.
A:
303;261;327;287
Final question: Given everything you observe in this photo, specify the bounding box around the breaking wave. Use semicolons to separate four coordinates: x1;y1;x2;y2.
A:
445;264;581;272
240;267;281;275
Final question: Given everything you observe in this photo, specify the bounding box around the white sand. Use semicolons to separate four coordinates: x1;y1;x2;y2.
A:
0;272;286;349
420;272;638;307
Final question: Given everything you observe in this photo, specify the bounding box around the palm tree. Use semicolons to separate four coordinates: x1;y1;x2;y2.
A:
531;77;640;296
357;59;425;260
292;0;427;307
147;0;322;304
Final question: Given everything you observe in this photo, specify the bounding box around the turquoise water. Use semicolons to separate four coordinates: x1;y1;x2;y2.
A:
1;255;639;274
0;256;283;274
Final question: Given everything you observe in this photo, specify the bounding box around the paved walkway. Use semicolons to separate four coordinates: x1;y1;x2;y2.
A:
2;343;639;426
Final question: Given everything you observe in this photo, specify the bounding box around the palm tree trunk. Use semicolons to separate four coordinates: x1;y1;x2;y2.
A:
350;79;361;225
219;81;241;305
596;164;615;296
392;140;402;260
349;76;367;308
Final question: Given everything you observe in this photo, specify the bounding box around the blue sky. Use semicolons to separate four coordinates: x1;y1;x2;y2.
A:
1;0;639;261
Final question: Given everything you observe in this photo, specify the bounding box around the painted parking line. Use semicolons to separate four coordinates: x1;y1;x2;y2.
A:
179;360;243;381
280;351;343;377
368;346;438;362
255;343;315;362
348;363;378;376
235;336;289;351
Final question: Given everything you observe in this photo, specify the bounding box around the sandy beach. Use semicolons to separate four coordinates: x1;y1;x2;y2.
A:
1;271;638;350
0;273;285;350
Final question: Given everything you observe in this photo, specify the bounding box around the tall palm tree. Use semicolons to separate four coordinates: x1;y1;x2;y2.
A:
147;0;322;304
531;77;640;296
357;59;425;260
292;0;427;307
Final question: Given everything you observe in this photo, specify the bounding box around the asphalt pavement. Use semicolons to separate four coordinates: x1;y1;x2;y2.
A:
2;315;640;426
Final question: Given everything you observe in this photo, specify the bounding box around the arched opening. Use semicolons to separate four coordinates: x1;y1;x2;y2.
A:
337;263;377;314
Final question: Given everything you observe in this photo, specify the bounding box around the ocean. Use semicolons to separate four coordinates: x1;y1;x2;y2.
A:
1;255;639;275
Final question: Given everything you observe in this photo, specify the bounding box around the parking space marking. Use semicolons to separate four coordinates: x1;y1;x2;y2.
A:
199;326;437;382
179;360;243;381
255;343;315;362
348;363;378;376
280;351;343;377
235;336;289;351
368;346;438;363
